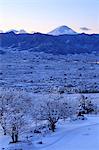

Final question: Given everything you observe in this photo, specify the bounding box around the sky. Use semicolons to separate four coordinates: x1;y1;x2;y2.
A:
0;0;99;34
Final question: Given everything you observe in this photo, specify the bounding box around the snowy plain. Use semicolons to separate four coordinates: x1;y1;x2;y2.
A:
0;48;99;93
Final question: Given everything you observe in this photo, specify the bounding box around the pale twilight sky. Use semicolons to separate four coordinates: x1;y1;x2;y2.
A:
0;0;99;34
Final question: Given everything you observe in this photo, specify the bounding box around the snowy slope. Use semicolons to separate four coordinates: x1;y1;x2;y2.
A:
48;25;77;35
0;115;99;150
41;116;99;150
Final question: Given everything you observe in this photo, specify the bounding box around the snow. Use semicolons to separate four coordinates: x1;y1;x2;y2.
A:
0;49;99;93
0;115;99;150
0;48;99;150
0;132;10;149
40;115;99;150
48;25;77;35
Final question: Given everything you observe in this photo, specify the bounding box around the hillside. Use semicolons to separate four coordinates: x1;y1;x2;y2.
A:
0;32;99;55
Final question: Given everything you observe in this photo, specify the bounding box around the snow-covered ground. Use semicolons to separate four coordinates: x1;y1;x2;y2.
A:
0;48;99;150
0;48;99;93
41;115;99;150
0;115;99;150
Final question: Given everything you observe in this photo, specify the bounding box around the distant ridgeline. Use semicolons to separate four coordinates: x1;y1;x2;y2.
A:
0;32;99;55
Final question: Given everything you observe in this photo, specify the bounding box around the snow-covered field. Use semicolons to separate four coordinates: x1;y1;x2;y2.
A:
0;48;99;93
0;115;99;150
0;48;99;150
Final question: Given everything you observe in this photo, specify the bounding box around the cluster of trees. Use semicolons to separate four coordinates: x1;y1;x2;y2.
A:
0;89;98;143
77;95;97;118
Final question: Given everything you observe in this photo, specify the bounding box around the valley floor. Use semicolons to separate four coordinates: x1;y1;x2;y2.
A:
0;115;99;150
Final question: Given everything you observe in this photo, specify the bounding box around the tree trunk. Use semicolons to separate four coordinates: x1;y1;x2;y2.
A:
11;133;18;143
15;133;18;143
2;126;7;135
50;122;56;132
12;133;15;143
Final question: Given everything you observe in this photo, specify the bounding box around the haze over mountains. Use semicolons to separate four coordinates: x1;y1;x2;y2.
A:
0;25;99;55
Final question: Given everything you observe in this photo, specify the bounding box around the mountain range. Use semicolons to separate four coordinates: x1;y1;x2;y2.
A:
0;25;99;55
1;25;77;35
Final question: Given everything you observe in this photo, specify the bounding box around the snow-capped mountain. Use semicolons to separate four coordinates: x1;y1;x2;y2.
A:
6;29;19;34
6;29;27;34
48;25;77;35
17;29;27;34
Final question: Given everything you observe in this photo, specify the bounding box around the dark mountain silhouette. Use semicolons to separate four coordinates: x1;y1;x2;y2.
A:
0;32;99;55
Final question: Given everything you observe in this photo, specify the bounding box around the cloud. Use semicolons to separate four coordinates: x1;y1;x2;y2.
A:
0;30;3;33
80;27;91;31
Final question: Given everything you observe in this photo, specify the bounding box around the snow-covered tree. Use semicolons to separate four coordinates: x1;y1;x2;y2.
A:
39;100;61;132
0;88;33;143
36;93;76;132
0;89;12;135
77;95;97;117
59;100;76;121
84;98;97;114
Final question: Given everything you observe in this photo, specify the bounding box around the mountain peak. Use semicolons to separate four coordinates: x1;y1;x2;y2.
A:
6;29;27;34
48;25;77;35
